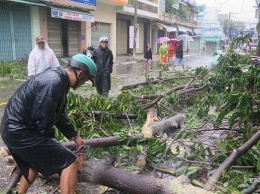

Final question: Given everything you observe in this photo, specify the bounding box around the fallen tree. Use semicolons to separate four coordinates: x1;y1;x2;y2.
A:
1;136;121;156
203;130;260;191
1;167;21;194
141;83;208;110
142;114;185;138
118;76;194;90
82;160;214;194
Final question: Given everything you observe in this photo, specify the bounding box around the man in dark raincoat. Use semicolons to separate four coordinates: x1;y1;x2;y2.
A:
0;54;97;194
92;36;113;97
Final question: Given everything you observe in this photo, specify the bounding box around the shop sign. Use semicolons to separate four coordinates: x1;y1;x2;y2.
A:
51;9;94;22
70;0;96;6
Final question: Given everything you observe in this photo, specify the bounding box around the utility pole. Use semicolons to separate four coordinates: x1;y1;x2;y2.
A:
227;12;231;45
133;0;137;60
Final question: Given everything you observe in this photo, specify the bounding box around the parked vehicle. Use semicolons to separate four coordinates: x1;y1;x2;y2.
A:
83;45;95;58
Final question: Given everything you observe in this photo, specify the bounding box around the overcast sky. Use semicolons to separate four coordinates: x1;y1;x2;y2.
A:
197;0;257;24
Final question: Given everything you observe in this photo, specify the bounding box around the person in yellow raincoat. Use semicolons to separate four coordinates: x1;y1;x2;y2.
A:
159;41;168;64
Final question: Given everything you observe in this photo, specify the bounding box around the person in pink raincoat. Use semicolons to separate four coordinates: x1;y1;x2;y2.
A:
28;35;60;78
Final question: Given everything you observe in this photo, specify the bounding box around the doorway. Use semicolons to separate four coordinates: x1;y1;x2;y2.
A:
62;20;69;57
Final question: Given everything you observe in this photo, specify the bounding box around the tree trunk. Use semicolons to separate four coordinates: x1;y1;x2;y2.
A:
242;173;260;194
136;146;149;167
142;114;185;138
203;130;260;191
1;167;22;194
142;107;159;138
82;161;214;194
118;76;194;90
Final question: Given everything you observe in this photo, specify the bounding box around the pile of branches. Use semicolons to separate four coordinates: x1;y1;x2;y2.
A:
1;46;260;193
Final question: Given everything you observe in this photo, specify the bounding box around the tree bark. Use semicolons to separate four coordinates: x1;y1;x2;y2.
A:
136;146;149;167
81;161;214;194
1;167;22;194
1;136;121;156
203;130;260;191
142;107;159;138
118;76;194;90
142;114;185;138
242;173;260;194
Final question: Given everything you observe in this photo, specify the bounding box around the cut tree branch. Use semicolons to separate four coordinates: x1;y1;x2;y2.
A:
203;130;260;191
119;76;194;90
1;167;22;194
81;161;214;194
242;174;260;194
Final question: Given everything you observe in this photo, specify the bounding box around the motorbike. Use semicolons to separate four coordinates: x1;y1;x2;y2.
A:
83;45;95;58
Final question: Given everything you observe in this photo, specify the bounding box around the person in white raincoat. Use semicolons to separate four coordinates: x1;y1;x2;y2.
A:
28;35;60;77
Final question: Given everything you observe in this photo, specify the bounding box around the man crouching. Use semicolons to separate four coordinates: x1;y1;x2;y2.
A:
0;54;96;194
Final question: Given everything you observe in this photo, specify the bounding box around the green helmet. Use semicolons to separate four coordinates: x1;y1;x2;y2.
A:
70;54;97;77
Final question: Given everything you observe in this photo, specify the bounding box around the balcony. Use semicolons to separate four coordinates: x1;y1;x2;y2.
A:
159;11;197;28
116;0;159;19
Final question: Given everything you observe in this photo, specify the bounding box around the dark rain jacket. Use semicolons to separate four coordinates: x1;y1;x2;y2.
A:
144;48;152;60
176;44;183;59
92;46;113;91
0;66;77;142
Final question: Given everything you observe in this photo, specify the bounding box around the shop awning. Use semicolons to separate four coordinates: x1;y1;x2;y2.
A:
5;0;47;6
50;6;94;22
157;23;177;32
205;37;220;42
178;26;187;32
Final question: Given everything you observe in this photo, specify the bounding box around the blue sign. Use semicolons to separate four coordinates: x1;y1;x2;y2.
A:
70;0;96;6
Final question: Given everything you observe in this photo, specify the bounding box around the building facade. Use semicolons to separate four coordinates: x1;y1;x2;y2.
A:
0;0;128;61
196;4;223;51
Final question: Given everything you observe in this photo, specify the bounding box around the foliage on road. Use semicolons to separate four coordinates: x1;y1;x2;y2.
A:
59;37;260;193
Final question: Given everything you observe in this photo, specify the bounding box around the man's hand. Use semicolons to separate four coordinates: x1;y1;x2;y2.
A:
74;135;85;148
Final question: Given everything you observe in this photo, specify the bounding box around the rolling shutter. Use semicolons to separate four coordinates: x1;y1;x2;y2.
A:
206;42;216;51
91;22;110;49
116;19;128;55
68;20;79;56
0;2;31;61
47;15;62;57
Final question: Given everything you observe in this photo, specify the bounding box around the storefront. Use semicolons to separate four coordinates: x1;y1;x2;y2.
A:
86;2;116;56
205;37;220;51
46;7;94;57
0;1;32;61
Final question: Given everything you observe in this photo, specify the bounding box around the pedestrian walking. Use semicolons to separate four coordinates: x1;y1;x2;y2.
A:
159;41;168;64
28;35;60;78
173;40;185;71
167;43;174;63
1;54;97;194
143;43;152;71
92;36;113;97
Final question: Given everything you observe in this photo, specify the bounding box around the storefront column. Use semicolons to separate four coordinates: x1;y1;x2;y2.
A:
86;22;92;47
39;7;48;41
30;6;40;47
79;22;87;52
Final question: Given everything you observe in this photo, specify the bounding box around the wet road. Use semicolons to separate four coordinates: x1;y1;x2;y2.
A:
0;52;213;193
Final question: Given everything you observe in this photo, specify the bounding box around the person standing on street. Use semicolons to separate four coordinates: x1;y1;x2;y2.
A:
1;54;97;194
143;43;152;71
92;36;113;97
159;41;168;64
173;40;185;71
167;43;174;63
28;35;60;78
